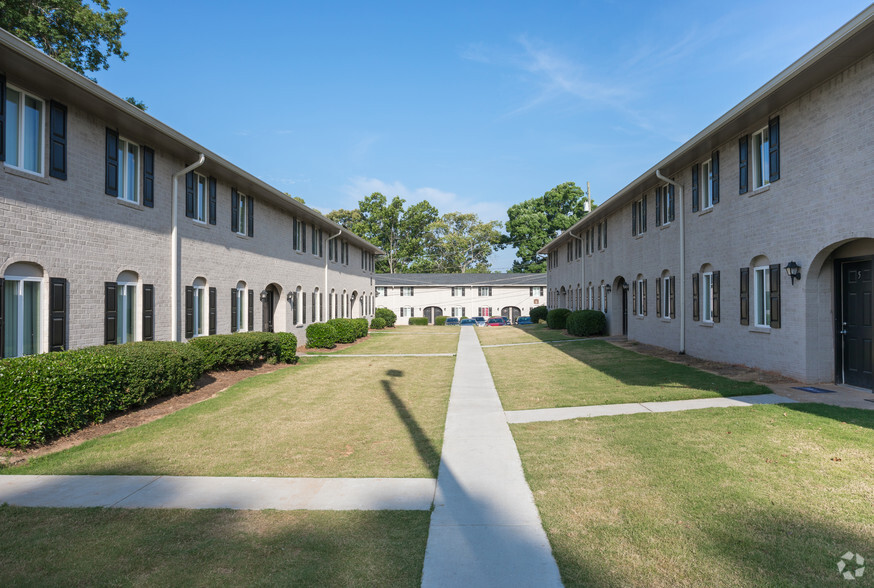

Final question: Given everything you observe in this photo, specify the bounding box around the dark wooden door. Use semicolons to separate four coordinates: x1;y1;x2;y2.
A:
262;289;274;333
841;259;872;389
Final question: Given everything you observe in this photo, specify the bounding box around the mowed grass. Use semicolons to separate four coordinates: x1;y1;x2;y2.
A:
0;506;429;586
10;356;452;477
485;339;770;410
310;327;459;355
476;323;580;345
512;403;874;587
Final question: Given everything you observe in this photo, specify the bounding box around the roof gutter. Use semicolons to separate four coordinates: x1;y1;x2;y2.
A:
171;154;206;341
656;170;685;354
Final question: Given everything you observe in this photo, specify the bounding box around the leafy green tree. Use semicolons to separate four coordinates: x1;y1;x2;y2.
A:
426;212;503;273
505;181;592;273
125;96;146;110
0;0;129;75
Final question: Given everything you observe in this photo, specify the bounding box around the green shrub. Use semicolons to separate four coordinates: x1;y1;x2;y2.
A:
327;318;357;344
408;317;429;326
530;305;548;323
546;308;571;329
306;323;338;348
370;317;387;329
434;316;448;326
188;332;279;371
353;318;369;339
566;310;607;337
375;307;397;328
274;332;299;363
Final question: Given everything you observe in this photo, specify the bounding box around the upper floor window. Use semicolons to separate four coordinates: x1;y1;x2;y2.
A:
451;286;466;297
236;193;249;236
530;286;544;297
655;185;674;226
701;159;713;209
751;127;770;190
4;86;44;174
632;196;647;236
312;226;322;257
740;118;779;194
375;286;387;297
292;218;307;252
117;138;140;203
193;173;208;223
400;286;414;296
478;287;492;296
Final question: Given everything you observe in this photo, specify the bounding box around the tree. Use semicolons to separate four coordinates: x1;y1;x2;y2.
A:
125;96;146;111
426;212;503;273
1;0;129;75
505;182;592;273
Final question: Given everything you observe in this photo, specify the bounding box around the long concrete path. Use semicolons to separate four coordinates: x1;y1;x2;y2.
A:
421;327;563;587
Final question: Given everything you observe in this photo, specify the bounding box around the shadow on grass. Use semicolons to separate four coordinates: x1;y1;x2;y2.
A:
783;401;874;431
381;370;440;478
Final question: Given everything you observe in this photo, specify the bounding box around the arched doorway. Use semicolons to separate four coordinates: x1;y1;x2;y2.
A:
422;306;443;324
559;286;567;308
501;306;521;324
612;277;628;336
262;283;281;332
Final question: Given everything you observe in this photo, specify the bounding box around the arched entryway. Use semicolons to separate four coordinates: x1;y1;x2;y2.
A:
501;306;521;324
559;286;567;308
612;276;628;336
423;306;443;324
261;283;282;332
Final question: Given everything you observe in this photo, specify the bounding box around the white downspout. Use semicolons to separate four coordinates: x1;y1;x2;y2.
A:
570;232;585;310
324;230;342;320
171;154;205;341
656;170;685;354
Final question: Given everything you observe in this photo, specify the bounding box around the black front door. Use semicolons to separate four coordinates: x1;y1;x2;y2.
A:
262;289;274;333
840;259;872;389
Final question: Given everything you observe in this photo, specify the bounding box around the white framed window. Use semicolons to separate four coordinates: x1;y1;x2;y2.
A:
117;138;140;203
451;306;464;317
3;276;41;357
451;287;466;297
234;284;246;332
702;272;713;323
479;307;491;316
400;306;412;318
116;280;137;343
701;159;713;210
530;286;544;297
193;173;208;223
657;185;674;226
375;286;387;297
478;287;492;296
635;280;645;316
662;276;671;319
600;284;608;312
754;266;771;327
312;226;322;256
751;127;770;190
400;286;414;297
313;288;321;322
632;197;646;236
236;193;249;235
4;85;44;174
192;279;206;337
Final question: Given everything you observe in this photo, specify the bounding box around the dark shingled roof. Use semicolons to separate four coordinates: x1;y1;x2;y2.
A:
375;273;546;287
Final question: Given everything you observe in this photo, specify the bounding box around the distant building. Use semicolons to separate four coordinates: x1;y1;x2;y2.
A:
375;273;547;324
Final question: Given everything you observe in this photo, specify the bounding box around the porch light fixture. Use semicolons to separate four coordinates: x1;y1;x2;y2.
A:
259;290;269;301
605;285;612;293
785;261;801;285
286;292;294;302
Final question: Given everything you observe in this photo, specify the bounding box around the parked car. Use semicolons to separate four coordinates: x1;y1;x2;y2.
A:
486;317;506;326
460;318;477;326
516;316;533;325
472;316;487;327
445;317;460;326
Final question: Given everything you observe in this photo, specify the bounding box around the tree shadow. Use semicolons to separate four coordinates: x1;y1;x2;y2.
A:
782;401;874;431
381;370;440;478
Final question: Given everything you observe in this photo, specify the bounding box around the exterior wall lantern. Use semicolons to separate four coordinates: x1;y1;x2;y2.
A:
286;292;295;302
259;290;269;301
785;261;801;285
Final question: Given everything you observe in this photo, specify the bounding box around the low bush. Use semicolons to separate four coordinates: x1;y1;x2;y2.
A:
274;332;299;364
566;310;607;337
353;318;369;339
188;332;279;371
370;317;387;329
530;305;548;323
327;318;357;344
375;307;397;328
434;316;448;326
546;308;571;330
408;317;429;326
306;323;338;348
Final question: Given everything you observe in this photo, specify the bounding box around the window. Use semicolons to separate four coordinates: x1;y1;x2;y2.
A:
400;306;412;318
116;280;137;344
312;226;322;256
191;279;206;337
292;218;307;252
236;193;250;235
376;287;387;297
342;241;349;265
656;185;674;226
530;287;544;297
451;287;466;297
751;127;770;190
194;173;207;222
116;138;140;203
4;86;44;174
479;307;491;316
233;284;246;332
702;272;713;322
451;307;464;317
313;288;321;322
692;153;720;213
400;287;414;297
600;284;607;312
632;196;647;236
633;278;646;316
656;275;675;319
754;266;771;327
478;287;492;296
3;276;41;357
701;160;713;209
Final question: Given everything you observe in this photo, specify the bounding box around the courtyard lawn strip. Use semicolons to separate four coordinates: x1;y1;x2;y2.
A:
475;323;580;346
511;403;874;587
0;506;428;587
310;328;460;355
485;339;770;410
9;356;452;478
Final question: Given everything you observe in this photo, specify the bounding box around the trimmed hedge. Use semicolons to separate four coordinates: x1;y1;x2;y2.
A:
353;318;369;339
370;317;387;329
306;323;338;348
188;333;278;371
408;317;429;326
566;310;607;337
530;305;548;323
434;316;448;326
546;308;571;329
327;318;357;344
375;307;397;328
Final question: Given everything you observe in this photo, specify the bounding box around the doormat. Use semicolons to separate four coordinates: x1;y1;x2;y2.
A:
792;386;837;394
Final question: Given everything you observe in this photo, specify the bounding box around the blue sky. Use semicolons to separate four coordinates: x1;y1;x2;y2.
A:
95;1;870;271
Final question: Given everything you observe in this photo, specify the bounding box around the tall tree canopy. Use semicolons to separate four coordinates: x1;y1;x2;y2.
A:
0;0;128;74
505;181;592;273
426;212;503;274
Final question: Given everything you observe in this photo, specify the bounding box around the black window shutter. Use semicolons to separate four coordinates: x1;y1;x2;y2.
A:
185;171;195;218
738;135;749;194
293;218;298;249
769;117;780;183
302;292;307;324
142;284;154;341
208;177;217;225
655;188;661;225
604;220;607;248
185;286;194;338
302;224;307;252
49;277;67;351
769;264;781;328
247;196;254;237
248;289;254;331
669;276;676;319
711;151;720;204
231;188;239;233
692;273;700;321
0;74;6;162
642;195;647;231
142;146;154;207
208;287;217;334
49;101;67;180
230;288;238;333
105;282;118;345
668;185;675;222
739;267;750;326
632;281;637;316
597;224;602;250
643;280;647;316
105;128;119;196
656;277;662;318
319;231;324;257
712;271;720;323
312;291;317;323
0;278;4;357
691;164;699;213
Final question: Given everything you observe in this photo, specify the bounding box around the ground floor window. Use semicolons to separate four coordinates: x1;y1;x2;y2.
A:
478;307;491;316
400;306;413;318
116;282;136;343
754;266;771;327
3;278;40;357
234;287;246;332
451;307;464;317
192;284;206;336
702;272;713;323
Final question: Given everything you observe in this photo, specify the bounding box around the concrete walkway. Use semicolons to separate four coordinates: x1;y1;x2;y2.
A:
0;475;435;510
421;327;563;587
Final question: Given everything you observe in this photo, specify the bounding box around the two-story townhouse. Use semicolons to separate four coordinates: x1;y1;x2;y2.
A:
375;273;547;324
0;28;382;354
540;6;874;388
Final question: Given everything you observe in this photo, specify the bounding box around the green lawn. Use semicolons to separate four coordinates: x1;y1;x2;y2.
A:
513;403;874;587
9;356;452;478
476;323;580;345
485;339;770;410
309;327;459;355
0;506;428;587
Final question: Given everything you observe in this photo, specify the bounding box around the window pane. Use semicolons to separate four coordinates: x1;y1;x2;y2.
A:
126;286;136;343
126;143;139;202
23;95;42;172
23;280;39;356
4;280;19;356
6;89;20;166
193;288;202;335
197;177;207;221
